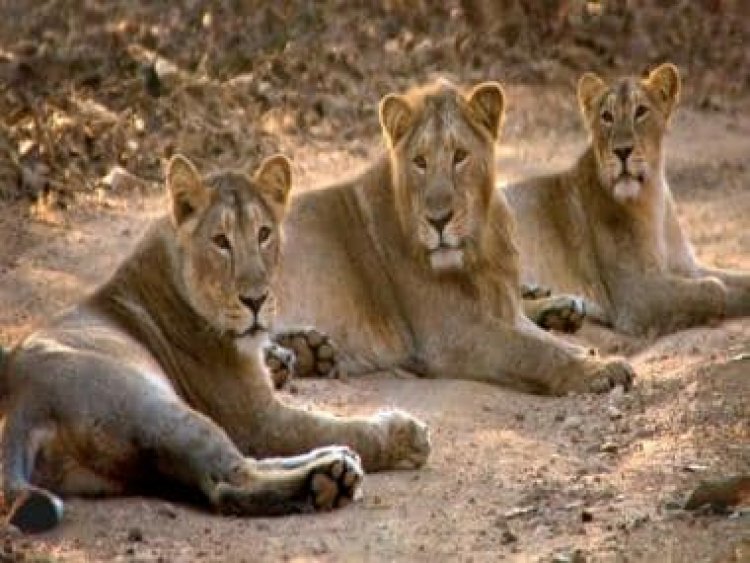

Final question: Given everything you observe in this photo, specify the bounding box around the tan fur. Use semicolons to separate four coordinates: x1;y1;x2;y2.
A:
505;63;750;336
1;156;429;532
276;80;634;395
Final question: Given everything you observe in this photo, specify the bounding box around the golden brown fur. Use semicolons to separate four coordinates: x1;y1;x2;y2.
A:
505;63;750;336
0;155;429;533
276;80;634;394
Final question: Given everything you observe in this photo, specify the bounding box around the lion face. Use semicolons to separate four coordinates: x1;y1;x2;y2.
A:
166;154;292;338
578;63;681;204
379;80;504;272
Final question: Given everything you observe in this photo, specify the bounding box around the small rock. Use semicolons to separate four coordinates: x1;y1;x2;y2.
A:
503;505;537;519
500;529;517;544
553;549;587;563
562;416;583;430
599;442;618;454
607;406;623;420
581;509;594;523
127;527;143;542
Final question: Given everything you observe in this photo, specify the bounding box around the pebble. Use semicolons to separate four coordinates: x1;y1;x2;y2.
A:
552;549;587;563
127;527;143;542
607;406;623;420
562;416;583;430
599;442;618;453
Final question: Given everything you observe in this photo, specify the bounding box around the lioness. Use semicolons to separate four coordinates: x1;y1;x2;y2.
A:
505;63;750;336
0;155;429;533
275;80;634;394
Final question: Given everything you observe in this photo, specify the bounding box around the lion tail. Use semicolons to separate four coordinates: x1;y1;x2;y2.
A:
0;344;9;404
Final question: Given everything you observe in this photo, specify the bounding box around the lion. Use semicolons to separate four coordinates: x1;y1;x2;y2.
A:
504;63;750;337
0;154;430;533
274;79;634;395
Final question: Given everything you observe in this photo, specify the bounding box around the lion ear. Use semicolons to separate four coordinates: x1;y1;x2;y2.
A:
577;72;608;125
254;154;292;217
467;82;505;140
166;154;208;226
643;63;681;117
379;94;413;146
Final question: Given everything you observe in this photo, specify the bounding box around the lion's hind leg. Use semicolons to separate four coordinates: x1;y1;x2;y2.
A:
210;447;363;515
2;406;64;533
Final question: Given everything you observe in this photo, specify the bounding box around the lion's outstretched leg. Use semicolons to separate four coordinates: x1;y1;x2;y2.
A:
1;365;363;532
697;266;750;318
247;403;431;473
271;328;339;381
608;273;726;335
427;317;634;395
210;447;363;515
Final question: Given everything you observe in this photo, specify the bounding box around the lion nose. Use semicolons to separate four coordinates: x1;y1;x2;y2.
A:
427;211;453;234
614;146;633;163
239;293;267;314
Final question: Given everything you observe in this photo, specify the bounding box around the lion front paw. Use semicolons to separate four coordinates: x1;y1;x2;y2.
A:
307;447;364;511
585;357;635;394
273;328;339;380
531;295;587;334
376;410;431;470
264;343;295;390
521;283;552;300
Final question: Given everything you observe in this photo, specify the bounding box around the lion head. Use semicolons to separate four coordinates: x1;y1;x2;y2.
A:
379;79;505;273
165;154;292;338
577;63;681;204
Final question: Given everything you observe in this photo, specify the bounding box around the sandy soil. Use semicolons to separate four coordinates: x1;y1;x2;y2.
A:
0;84;748;562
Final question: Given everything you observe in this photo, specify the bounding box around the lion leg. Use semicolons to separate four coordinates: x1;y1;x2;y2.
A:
609;274;726;335
270;328;339;381
1;405;64;534
430;318;634;396
697;266;750;318
109;398;363;517
246;402;431;473
522;294;586;333
211;447;363;515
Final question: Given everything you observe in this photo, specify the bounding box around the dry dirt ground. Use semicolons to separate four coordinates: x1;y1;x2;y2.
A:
0;84;748;562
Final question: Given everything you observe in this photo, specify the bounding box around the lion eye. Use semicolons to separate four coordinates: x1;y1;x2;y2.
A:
635;104;649;120
212;233;231;252
412;155;427;170
600;109;614;124
453;149;468;166
258;226;272;244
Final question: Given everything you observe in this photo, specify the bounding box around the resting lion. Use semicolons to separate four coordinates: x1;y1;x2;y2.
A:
0;155;429;533
505;63;750;336
275;79;634;395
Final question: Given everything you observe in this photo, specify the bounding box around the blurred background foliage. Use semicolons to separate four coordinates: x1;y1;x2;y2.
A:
0;0;746;201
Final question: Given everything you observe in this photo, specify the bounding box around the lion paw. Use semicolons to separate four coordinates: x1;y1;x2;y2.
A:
585;358;635;394
307;447;364;511
273;328;339;381
376;410;431;470
521;283;552;300
534;295;586;334
264;343;295;390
